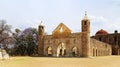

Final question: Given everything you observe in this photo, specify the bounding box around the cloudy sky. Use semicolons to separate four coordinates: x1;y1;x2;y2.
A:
0;0;120;35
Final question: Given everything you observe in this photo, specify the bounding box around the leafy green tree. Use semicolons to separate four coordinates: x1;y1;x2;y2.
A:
14;28;38;56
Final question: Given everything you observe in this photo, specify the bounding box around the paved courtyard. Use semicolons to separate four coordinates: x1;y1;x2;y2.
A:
0;56;120;67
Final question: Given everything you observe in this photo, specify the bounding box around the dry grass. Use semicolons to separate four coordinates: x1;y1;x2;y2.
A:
0;56;120;67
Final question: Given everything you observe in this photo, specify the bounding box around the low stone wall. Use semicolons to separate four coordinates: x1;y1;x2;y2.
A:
90;38;112;57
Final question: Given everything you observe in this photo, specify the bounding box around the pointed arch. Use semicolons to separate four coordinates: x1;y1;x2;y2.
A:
57;42;66;57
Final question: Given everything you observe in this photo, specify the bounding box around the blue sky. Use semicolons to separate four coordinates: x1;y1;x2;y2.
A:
0;0;120;35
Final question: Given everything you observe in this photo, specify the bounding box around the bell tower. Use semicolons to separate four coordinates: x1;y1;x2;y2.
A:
81;11;90;57
82;11;90;33
38;21;45;56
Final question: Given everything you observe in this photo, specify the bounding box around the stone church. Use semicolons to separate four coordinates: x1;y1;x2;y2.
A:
38;13;112;57
92;29;120;55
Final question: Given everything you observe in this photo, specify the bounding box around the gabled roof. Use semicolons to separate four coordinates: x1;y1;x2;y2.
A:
52;23;71;38
52;23;71;34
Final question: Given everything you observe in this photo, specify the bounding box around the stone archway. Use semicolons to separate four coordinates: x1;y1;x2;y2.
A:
72;46;78;56
96;49;98;56
57;42;66;57
93;48;95;56
47;46;52;56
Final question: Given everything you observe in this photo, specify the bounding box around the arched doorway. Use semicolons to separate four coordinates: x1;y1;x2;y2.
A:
47;46;52;56
96;49;98;56
57;42;66;57
93;48;95;56
72;46;78;56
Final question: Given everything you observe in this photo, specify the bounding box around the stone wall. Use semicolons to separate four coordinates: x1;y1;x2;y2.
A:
90;38;112;57
43;33;83;57
91;33;120;55
40;33;112;57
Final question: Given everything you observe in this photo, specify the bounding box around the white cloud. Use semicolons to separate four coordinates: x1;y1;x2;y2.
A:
25;19;41;28
89;15;120;35
108;18;120;30
52;24;56;27
89;15;108;22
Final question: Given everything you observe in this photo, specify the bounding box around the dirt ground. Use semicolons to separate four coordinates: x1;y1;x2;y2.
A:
0;56;120;67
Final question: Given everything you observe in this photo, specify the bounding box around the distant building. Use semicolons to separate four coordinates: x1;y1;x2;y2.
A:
38;13;112;57
91;29;120;55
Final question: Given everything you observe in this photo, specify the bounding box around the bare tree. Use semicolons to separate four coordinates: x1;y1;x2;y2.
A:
0;20;12;48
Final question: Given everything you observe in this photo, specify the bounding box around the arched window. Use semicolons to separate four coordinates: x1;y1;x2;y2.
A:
84;21;87;25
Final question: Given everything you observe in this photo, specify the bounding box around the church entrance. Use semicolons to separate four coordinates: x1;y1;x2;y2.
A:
57;42;66;57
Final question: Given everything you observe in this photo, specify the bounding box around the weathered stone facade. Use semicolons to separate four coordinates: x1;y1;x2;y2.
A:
38;14;112;57
91;30;120;55
43;32;82;57
90;38;111;56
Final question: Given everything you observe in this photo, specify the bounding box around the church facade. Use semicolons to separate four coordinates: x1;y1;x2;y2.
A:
38;14;112;57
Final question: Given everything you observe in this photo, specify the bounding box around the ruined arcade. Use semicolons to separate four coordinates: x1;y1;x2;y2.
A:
38;13;112;57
